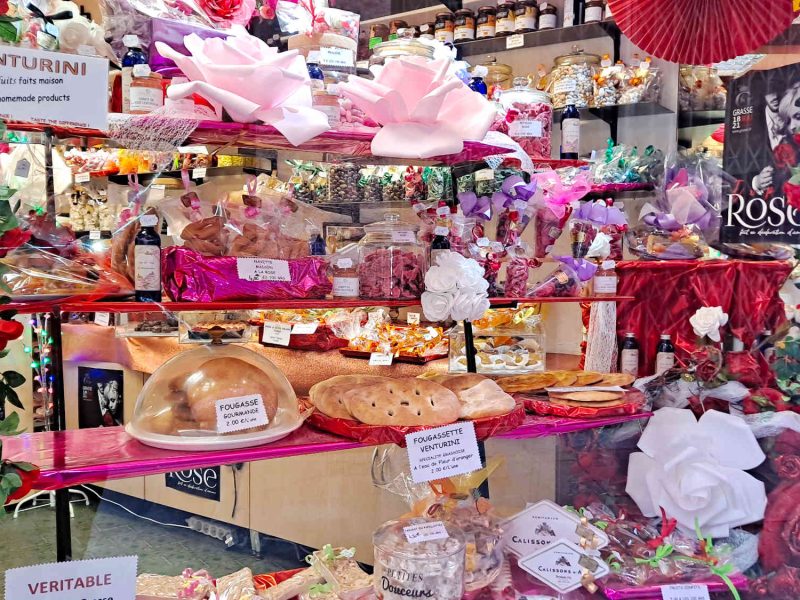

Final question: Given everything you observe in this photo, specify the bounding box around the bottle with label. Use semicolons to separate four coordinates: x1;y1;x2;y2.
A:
560;103;580;159
134;214;162;302
496;1;516;36
538;3;558;29
121;34;148;113
593;260;617;296
469;66;489;96
513;0;538;33
129;67;164;115
583;0;604;22
430;221;451;266
306;51;325;90
620;332;639;376
308;225;326;255
655;334;675;375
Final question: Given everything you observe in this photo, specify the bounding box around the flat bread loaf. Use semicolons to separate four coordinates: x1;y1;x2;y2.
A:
309;375;390;419
345;379;460;426
432;375;516;419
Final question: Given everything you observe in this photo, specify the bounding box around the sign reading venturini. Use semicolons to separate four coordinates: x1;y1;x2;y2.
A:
0;46;108;130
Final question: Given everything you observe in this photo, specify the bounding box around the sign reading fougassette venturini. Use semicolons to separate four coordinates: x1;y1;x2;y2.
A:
0;46;109;130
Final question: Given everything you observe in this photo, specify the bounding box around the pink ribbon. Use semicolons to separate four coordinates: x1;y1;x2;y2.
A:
535;171;591;220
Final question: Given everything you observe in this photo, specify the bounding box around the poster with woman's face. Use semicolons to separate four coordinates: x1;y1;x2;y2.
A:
78;367;124;428
723;63;800;243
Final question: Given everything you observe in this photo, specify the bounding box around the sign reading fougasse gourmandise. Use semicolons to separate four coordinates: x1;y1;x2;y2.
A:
722;62;800;243
0;46;108;130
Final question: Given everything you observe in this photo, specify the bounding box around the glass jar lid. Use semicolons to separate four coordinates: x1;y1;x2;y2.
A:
372;38;436;60
361;213;420;242
554;47;601;66
483;56;513;76
501;77;551;106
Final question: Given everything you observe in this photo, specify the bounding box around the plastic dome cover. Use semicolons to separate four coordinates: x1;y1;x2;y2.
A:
128;342;301;450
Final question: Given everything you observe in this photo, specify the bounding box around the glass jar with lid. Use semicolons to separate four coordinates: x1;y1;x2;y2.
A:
498;76;553;159
549;47;600;108
584;0;605;23
357;213;425;299
476;6;496;39
434;12;455;43
514;0;538;33
538;2;557;29
482;56;513;98
496;1;516;36
454;8;476;41
369;37;436;66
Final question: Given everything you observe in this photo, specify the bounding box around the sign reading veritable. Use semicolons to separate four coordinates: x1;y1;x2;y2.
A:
723;62;800;243
0;46;108;130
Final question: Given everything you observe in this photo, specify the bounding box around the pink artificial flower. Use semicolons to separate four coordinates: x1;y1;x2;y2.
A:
259;4;275;19
198;0;256;26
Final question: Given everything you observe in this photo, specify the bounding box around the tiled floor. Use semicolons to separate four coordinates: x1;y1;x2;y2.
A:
1;489;304;595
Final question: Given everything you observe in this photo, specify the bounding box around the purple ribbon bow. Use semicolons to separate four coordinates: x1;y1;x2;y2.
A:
575;200;628;227
457;192;492;221
556;256;597;282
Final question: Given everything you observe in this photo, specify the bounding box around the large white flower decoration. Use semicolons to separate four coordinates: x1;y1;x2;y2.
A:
689;306;729;342
155;33;330;145
626;408;766;537
421;252;490;323
338;56;496;158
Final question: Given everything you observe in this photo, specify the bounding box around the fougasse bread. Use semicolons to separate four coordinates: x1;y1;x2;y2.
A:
433;375;516;419
345;378;460;426
309;375;391;420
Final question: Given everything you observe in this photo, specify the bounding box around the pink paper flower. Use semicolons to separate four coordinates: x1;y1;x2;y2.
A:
199;0;256;25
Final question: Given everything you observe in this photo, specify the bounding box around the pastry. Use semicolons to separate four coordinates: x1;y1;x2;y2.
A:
496;372;559;393
575;371;605;386
309;375;390;420
552;371;579;387
258;568;324;600
598;373;636;387
345;379;460;426
215;567;257;600
432;375;516;420
548;390;624;402
181;216;229;256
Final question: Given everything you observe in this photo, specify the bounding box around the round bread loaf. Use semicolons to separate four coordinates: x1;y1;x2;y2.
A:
309;375;390;420
345;378;460;426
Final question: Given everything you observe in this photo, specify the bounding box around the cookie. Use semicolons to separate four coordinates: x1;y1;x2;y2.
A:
575;371;605;386
598;373;636;387
549;398;626;408
497;372;559;393
553;372;578;387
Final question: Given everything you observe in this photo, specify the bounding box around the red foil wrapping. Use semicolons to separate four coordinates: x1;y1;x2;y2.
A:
614;259;791;374
259;325;349;352
521;389;647;419
162;247;332;302
302;399;526;447
254;569;306;592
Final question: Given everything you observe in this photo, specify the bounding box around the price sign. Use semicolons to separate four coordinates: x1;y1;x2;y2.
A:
506;33;524;49
93;312;110;327
406;422;482;483
5;556;138;600
436;205;451;216
237;258;291;282
369;352;393;366
89;230;101;240
192;167;207;179
262;321;292;346
215;394;268;433
74;172;91;183
407;312;420;325
292;322;319;335
661;585;711;600
403;521;449;544
14;159;30;178
149;184;166;200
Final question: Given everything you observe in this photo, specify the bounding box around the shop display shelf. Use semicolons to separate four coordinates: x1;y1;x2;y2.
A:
4;120;512;166
554;102;674;122
677;110;726;129
1;411;652;491
70;165;270;183
760;23;800;52
455;21;620;57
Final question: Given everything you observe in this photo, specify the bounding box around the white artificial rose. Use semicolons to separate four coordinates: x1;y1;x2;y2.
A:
450;292;490;322
626;408;766;537
690;306;729;342
585;232;612;260
421;291;454;322
435;250;468;270
461;276;490;295
424;265;459;294
458;257;487;290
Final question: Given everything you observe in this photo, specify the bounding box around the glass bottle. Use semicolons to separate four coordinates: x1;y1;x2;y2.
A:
560;103;580;159
134;213;162;302
430;218;451;266
121;34;148;113
592;260;617;295
655;334;675;375
469;66;489;96
620;332;639;376
306;50;325;90
308;225;326;255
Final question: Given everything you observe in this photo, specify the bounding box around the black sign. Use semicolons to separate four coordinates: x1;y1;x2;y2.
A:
165;467;221;501
722;62;800;243
78;367;124;428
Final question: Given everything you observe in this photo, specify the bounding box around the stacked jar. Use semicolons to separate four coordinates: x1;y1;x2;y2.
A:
514;0;538;33
434;12;455;43
549;47;600;108
357;214;425;299
496;77;553;159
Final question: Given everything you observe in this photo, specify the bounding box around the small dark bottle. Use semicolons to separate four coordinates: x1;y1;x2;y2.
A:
122;35;148;67
134;214;162;302
619;332;639;376
306;51;325;89
430;223;451;266
309;227;326;255
655;334;675;375
469;75;488;96
560;104;580;160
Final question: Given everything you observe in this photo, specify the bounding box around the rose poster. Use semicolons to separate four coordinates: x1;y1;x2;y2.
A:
722;62;800;243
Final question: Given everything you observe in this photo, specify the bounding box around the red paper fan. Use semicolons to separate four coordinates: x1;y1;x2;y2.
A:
609;0;796;65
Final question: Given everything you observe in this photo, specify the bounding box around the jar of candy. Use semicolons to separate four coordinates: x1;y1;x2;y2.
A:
389;19;409;38
357;214;425;299
483;57;513;98
369;37;435;66
476;6;496;39
549;47;599;108
514;0;538;33
373;518;466;600
435;12;455;43
332;254;360;298
496;77;553;159
454;8;476;41
496;1;516;36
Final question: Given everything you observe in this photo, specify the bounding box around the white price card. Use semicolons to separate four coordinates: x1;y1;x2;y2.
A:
661;584;711;600
0;46;109;130
215;394;268;434
262;321;292;346
93;312;110;327
74;171;91;183
89;230;101;240
149;184;166;200
5;555;138;600
403;521;449;544
237;257;291;282
391;231;417;244
436;205;451;216
369;352;394;366
192;167;208;179
14;159;30;178
320;46;354;68
407;312;420;325
407;422;483;484
178;145;210;155
506;33;525;49
292;321;319;335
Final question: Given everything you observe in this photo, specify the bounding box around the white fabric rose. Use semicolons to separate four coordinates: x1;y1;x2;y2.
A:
424;265;459;294
626;408;766;537
690;306;729;342
451;292;490;322
421;291;455;322
585;232;612;260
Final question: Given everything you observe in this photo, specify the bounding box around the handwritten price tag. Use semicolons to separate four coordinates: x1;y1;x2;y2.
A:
506;33;524;49
215;394;268;434
192;167;207;179
407;422;482;484
407;313;420;325
262;322;292;346
403;521;449;544
93;312;110;327
74;172;91;183
292;322;319;335
369;352;393;366
661;584;711;600
237;258;291;282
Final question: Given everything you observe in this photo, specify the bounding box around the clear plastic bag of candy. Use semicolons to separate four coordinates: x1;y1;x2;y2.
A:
532;170;591;258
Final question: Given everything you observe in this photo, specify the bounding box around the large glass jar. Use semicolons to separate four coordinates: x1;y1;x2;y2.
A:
549;47;600;108
369;37;435;67
495;77;553;159
357;214;424;299
483;57;513;99
373;518;466;600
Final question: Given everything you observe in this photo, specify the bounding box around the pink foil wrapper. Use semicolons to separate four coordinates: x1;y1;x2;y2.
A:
162;246;332;302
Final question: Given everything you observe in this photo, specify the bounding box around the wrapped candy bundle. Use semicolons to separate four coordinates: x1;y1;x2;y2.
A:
527;257;596;298
503;242;540;298
532;170;591;258
573;199;628;260
491;174;537;250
